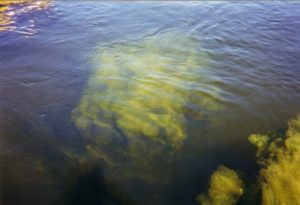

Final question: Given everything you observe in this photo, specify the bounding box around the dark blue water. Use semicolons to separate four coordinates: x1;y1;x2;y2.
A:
1;1;300;205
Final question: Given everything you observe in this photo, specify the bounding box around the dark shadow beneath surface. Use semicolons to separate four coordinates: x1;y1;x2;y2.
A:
60;163;133;205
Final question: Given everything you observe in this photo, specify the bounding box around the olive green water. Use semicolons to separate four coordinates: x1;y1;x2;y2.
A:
0;1;300;205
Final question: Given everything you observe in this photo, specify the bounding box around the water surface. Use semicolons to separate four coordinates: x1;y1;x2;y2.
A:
1;1;300;205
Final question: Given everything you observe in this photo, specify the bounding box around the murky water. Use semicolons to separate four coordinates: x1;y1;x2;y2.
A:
1;1;300;205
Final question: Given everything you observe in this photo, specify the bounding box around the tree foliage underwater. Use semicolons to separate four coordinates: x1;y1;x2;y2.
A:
198;114;300;205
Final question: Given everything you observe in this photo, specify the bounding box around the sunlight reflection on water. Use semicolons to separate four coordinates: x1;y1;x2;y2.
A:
0;0;52;36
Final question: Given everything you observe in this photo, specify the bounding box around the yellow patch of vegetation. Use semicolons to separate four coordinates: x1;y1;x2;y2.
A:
198;114;300;205
197;165;244;205
248;134;269;157
249;114;300;205
72;31;223;183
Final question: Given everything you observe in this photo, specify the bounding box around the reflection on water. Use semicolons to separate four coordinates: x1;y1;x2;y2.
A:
0;0;51;36
72;31;223;184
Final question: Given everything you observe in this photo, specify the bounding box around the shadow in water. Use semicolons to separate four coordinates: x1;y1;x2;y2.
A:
61;163;133;205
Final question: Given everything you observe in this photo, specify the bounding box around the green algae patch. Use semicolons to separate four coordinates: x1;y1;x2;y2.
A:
248;134;269;157
198;114;300;205
72;31;223;184
249;114;300;205
197;165;245;205
197;114;300;205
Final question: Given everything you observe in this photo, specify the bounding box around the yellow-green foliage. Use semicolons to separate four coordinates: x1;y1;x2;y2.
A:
198;114;300;205
248;134;269;157
249;114;300;205
197;165;245;205
72;31;223;183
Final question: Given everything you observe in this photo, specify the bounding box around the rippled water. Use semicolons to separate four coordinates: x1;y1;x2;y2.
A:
1;1;300;205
